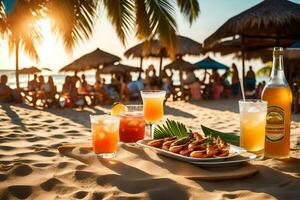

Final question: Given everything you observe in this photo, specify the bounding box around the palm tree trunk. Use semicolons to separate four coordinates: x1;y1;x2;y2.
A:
15;40;20;89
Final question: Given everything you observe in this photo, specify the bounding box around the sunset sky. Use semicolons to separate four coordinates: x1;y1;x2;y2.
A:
1;0;300;72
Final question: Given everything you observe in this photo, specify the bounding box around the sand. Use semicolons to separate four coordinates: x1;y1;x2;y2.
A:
0;99;299;199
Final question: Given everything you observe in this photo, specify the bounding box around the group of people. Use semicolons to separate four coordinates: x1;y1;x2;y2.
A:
1;63;267;106
181;63;264;101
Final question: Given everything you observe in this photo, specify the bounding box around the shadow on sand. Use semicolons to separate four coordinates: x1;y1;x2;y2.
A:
1;103;27;131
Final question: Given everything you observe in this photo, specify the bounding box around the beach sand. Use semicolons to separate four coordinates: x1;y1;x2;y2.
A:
0;99;299;199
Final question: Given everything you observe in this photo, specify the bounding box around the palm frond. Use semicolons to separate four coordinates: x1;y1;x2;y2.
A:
153;119;191;139
134;0;151;40
256;61;272;76
176;0;200;25
46;0;99;52
102;0;135;44
145;0;177;54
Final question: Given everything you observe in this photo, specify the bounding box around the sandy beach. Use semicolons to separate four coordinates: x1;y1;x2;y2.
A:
0;100;299;199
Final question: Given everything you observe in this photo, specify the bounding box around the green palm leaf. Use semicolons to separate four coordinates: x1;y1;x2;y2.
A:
256;61;272;76
176;0;200;25
153;119;191;139
102;0;135;44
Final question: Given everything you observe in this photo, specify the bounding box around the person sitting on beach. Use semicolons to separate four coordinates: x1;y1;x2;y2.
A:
127;78;144;100
220;69;231;98
40;76;57;106
210;69;220;84
231;63;240;96
0;75;13;103
245;66;256;91
28;74;39;91
61;76;81;108
71;71;81;87
94;80;110;104
78;74;92;94
189;78;202;101
161;69;173;99
145;65;159;89
183;70;196;85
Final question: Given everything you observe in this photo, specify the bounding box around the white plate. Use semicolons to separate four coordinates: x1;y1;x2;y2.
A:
136;139;248;163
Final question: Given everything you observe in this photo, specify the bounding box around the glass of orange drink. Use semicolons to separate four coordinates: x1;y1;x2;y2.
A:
141;90;166;138
90;115;119;158
239;100;267;156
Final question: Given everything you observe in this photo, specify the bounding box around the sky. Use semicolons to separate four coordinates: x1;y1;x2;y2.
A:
1;0;300;72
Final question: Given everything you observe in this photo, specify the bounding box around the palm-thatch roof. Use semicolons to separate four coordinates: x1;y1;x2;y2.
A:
164;58;197;71
204;0;300;47
19;66;41;74
124;35;202;58
98;63;142;74
59;48;121;72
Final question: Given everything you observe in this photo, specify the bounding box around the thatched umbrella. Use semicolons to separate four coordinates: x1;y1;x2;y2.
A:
204;0;300;83
59;48;121;72
124;35;202;78
164;58;197;86
19;66;41;74
98;63;142;74
19;66;41;83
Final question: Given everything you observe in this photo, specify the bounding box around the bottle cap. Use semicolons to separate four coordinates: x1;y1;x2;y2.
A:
273;47;284;56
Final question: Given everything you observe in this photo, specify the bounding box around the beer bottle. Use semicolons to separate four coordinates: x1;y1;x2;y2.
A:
262;47;292;158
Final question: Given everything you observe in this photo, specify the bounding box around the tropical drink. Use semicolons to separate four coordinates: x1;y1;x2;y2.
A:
119;105;145;143
141;90;166;138
141;90;166;123
90;115;119;158
239;100;267;155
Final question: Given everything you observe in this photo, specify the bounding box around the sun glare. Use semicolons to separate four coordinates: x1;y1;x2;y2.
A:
32;18;68;71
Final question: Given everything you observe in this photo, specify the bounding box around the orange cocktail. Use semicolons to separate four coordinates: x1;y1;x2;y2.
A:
141;90;166;138
90;115;119;158
141;90;166;123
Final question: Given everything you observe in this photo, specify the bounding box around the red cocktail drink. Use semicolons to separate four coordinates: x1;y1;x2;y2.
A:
119;105;145;143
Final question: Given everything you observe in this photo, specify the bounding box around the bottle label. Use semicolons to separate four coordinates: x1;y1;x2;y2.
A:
265;106;285;142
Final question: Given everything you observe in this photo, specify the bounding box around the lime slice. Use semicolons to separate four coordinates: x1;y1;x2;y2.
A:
111;102;128;116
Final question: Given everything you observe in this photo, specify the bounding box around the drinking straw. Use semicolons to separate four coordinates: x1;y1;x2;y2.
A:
240;78;246;101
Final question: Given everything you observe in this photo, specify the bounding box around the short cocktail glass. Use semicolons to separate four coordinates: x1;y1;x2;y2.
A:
141;90;166;138
90;115;119;158
239;100;267;156
119;105;145;143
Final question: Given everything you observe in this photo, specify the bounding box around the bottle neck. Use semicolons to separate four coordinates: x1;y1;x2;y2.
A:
271;54;285;77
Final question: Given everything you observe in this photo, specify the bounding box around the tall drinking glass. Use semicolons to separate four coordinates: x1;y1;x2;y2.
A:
141;90;166;138
90;115;119;158
239;100;267;156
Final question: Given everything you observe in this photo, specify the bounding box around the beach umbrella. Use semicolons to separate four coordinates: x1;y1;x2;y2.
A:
164;58;197;87
41;67;52;72
98;63;142;74
59;48;121;72
203;0;300;84
19;66;41;83
194;56;228;70
285;40;300;59
124;35;202;77
19;66;41;74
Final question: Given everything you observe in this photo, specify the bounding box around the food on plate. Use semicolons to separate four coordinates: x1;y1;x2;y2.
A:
147;132;230;158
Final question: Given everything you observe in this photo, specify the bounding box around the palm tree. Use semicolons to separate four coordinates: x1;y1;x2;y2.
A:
0;0;200;88
256;62;272;77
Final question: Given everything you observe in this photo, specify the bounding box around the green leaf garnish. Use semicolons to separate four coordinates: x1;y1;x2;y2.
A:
201;125;240;146
153;119;191;139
